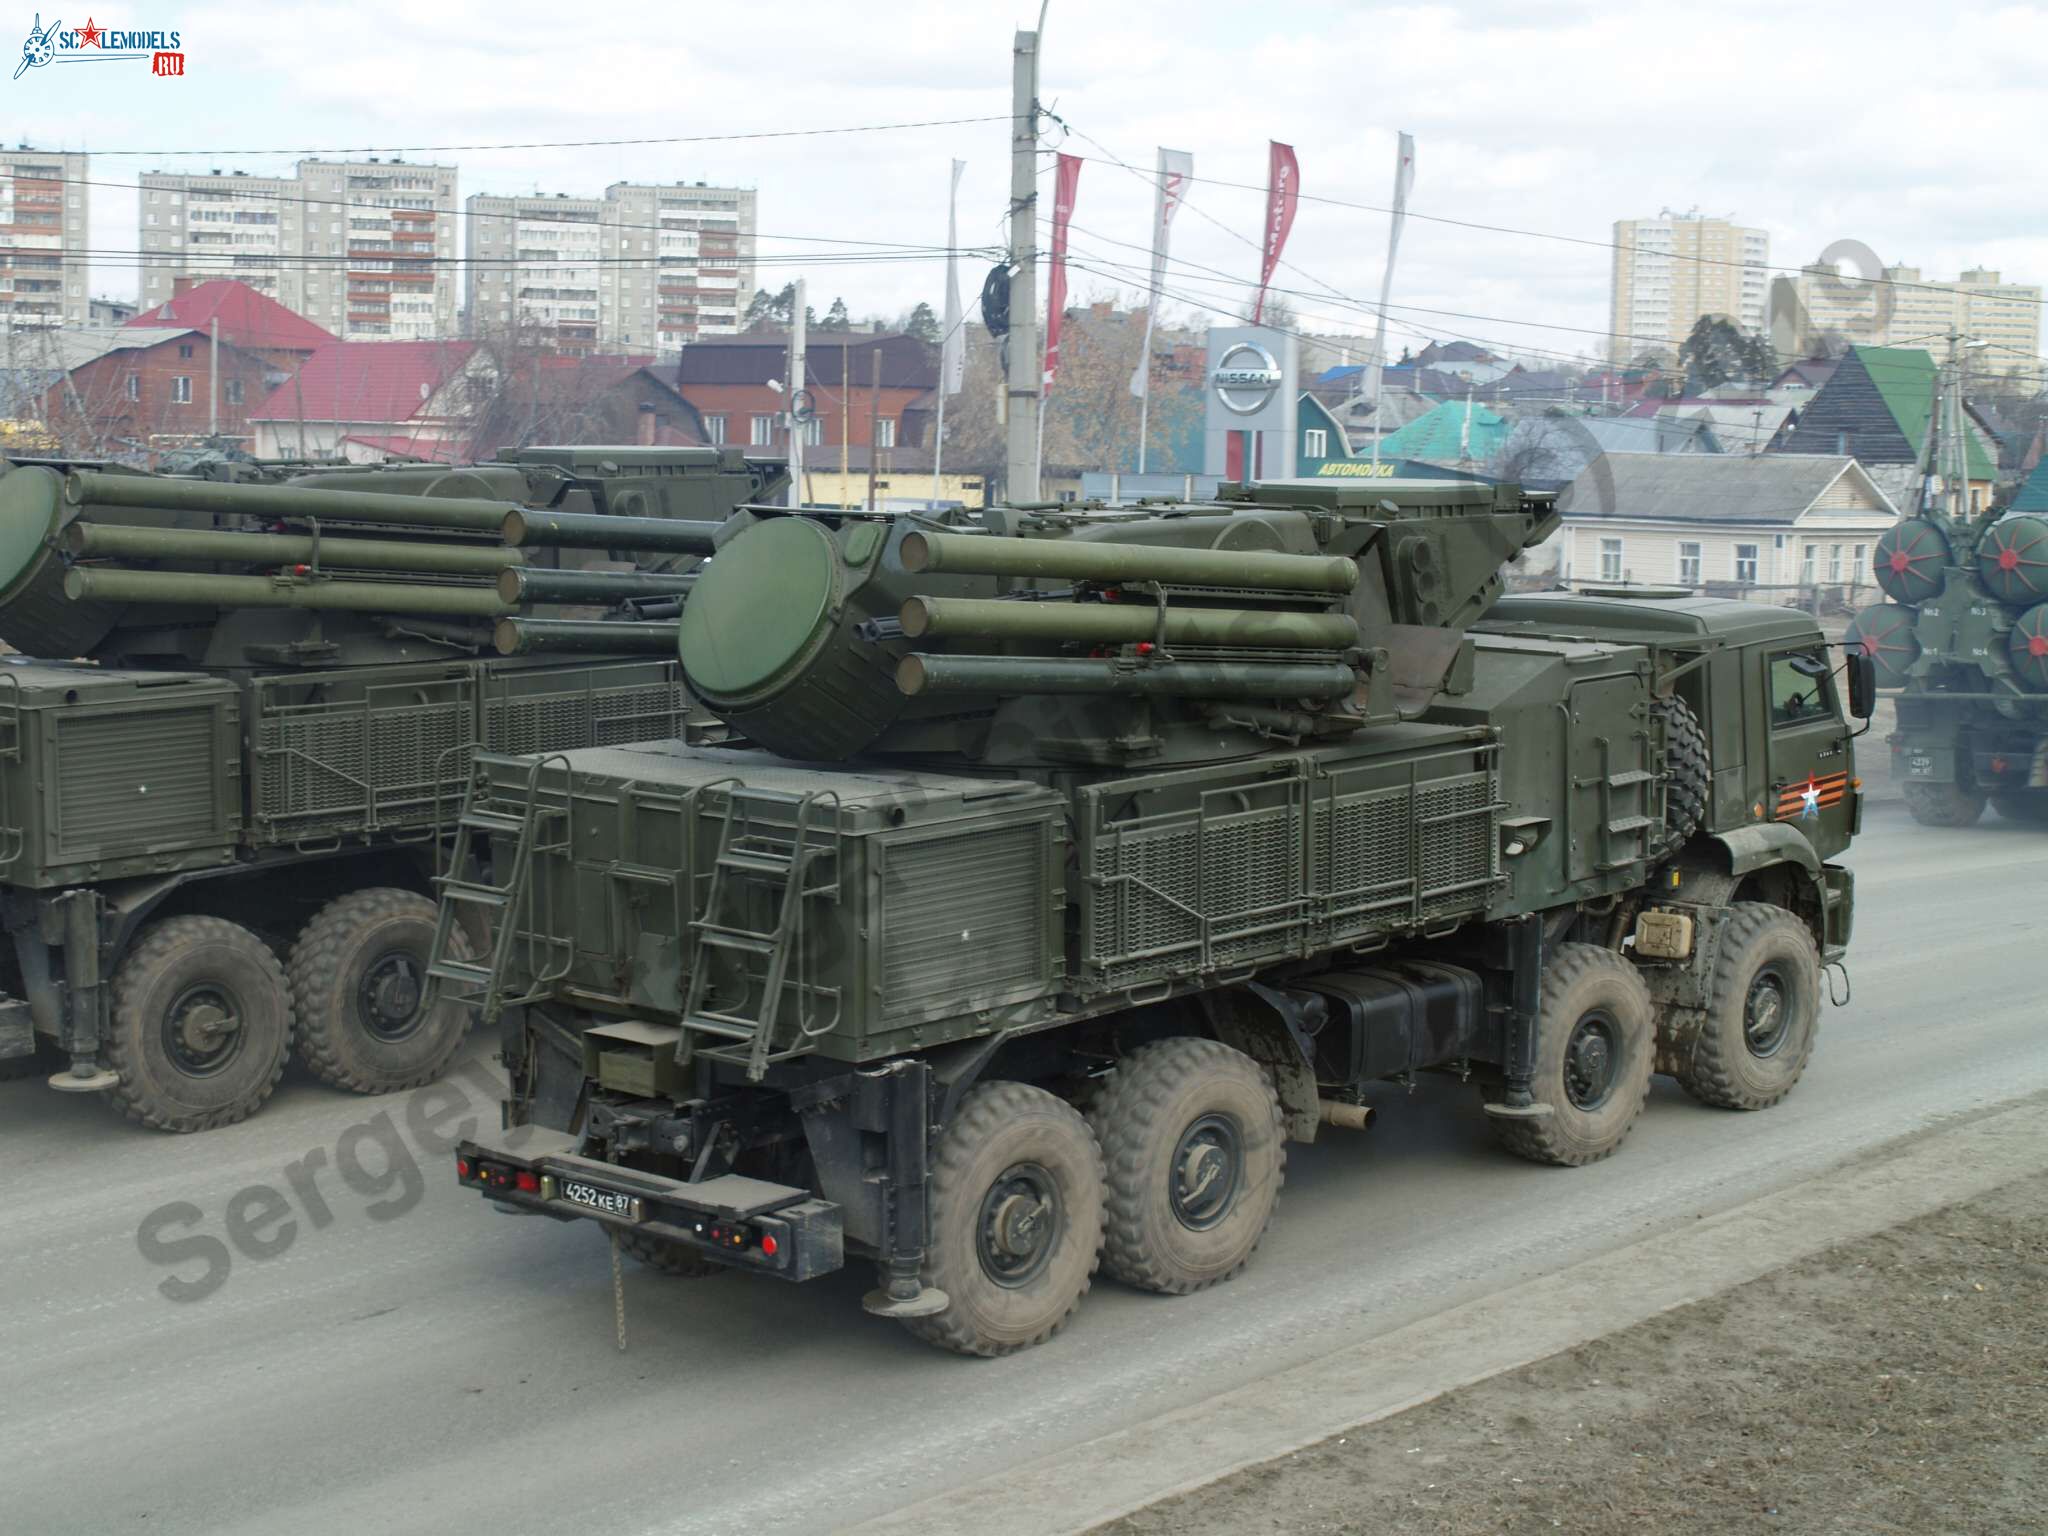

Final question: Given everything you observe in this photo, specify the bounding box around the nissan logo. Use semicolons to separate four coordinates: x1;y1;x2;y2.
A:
1212;341;1281;416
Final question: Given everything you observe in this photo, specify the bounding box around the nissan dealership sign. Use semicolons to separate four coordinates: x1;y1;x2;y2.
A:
1211;341;1283;416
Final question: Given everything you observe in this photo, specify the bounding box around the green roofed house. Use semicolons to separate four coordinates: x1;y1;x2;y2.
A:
1372;398;1511;469
2010;458;2048;514
1774;345;1998;513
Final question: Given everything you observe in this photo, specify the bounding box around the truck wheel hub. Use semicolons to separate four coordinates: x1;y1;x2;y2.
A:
976;1163;1061;1287
1745;969;1790;1057
359;950;425;1042
1564;1014;1618;1110
164;985;244;1076
1171;1113;1244;1230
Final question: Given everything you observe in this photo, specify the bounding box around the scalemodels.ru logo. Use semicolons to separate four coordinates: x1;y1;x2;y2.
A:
14;13;184;78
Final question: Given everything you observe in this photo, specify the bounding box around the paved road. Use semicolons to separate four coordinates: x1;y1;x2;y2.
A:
5;803;2045;1536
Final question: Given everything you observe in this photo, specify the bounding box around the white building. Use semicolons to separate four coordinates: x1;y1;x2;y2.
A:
465;181;755;354
1608;212;1770;364
139;159;459;341
1543;453;1898;604
0;147;89;329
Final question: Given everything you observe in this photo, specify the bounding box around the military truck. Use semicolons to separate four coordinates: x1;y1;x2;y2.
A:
1846;508;2048;826
0;445;786;1132
439;479;1867;1355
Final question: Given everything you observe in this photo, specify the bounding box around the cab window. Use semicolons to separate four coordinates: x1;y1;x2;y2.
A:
1769;651;1834;729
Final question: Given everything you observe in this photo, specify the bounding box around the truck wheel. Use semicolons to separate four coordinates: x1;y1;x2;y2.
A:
902;1081;1105;1357
1902;780;1986;827
1650;695;1710;860
1990;791;2048;826
289;888;472;1095
617;1227;726;1279
1489;943;1653;1167
1089;1038;1285;1295
103;916;293;1133
1676;904;1821;1111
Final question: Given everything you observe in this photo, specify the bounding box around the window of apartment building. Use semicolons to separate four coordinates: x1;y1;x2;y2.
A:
1677;541;1702;587
750;414;776;446
178;343;194;359
171;376;192;404
802;417;823;447
1800;543;1816;585
125;374;139;401
1303;428;1328;458
702;414;726;445
876;417;898;450
1735;543;1760;585
225;380;244;405
1597;537;1623;582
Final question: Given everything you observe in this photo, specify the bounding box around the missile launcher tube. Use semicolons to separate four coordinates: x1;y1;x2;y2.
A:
496;567;698;605
896;653;1357;699
65;469;521;532
64;567;512;618
493;617;683;656
64;521;524;576
899;593;1357;649
501;508;723;553
898;529;1358;594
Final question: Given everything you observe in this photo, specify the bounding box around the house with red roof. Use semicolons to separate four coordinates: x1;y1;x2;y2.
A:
125;278;334;370
41;325;281;459
246;339;495;461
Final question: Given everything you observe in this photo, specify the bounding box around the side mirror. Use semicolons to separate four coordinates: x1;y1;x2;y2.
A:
1846;649;1877;721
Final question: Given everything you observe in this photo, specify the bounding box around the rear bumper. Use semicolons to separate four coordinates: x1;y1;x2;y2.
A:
455;1135;843;1282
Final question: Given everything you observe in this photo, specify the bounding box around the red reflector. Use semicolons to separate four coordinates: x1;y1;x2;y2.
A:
760;1234;779;1257
514;1170;540;1193
455;1157;472;1179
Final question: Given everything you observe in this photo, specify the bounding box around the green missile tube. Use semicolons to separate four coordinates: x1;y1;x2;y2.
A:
64;567;512;617
64;521;522;575
899;530;1358;594
501;508;723;552
496;567;699;605
65;469;519;532
899;594;1357;648
896;653;1356;700
493;617;683;656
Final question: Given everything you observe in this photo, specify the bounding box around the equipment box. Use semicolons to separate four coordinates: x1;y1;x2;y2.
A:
0;660;240;888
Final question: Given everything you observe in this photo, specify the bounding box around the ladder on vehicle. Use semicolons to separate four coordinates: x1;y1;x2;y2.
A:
678;788;842;1082
1589;736;1655;873
425;751;575;1023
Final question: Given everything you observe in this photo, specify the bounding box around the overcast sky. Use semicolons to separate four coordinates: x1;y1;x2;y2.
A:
11;0;2046;369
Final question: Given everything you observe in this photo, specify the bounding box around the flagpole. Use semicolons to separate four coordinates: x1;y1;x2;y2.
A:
933;158;965;507
1135;304;1156;475
1368;132;1415;476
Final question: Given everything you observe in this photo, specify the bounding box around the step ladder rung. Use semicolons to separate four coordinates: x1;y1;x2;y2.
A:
696;929;776;956
440;881;509;907
460;810;527;834
1606;815;1654;834
429;959;492;985
1606;770;1654;787
717;850;795;876
682;1013;764;1040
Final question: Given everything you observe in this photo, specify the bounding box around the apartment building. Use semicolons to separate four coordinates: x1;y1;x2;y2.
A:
0;147;89;329
465;181;755;354
1607;212;1769;364
1792;265;2041;382
139;159;458;341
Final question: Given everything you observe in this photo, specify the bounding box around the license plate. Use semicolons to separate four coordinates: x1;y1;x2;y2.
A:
559;1179;639;1219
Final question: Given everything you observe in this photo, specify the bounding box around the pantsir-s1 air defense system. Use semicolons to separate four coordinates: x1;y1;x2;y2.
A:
1846;508;2048;825
440;479;1867;1354
0;445;786;1131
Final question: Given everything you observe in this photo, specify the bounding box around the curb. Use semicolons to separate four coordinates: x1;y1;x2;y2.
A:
847;1094;2048;1536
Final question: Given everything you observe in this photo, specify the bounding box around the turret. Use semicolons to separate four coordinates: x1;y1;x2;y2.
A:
674;479;1557;765
1847;509;2048;693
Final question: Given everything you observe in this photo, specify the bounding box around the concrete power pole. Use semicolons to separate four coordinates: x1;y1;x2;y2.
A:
209;317;220;439
1004;27;1043;503
787;278;806;506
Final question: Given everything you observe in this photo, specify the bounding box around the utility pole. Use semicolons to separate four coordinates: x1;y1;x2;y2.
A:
839;341;850;511
208;317;220;439
1004;27;1043;503
866;347;881;511
786;278;806;507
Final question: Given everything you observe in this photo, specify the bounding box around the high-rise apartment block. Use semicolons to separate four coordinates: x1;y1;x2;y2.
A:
0;147;89;329
1792;265;2041;381
139;159;458;340
465;181;755;354
1608;212;1769;364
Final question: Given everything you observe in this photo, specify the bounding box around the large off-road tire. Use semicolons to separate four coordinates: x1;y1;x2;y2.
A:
1902;779;1986;827
901;1081;1105;1357
1675;903;1821;1111
1650;695;1710;860
617;1227;726;1279
288;888;471;1094
103;916;293;1133
1990;791;2048;826
1489;943;1653;1167
1089;1038;1285;1295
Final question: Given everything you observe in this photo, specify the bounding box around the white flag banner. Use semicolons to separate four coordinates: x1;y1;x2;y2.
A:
1367;132;1416;416
940;158;966;395
1130;147;1194;399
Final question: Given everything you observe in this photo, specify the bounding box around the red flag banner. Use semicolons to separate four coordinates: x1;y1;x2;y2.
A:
1252;140;1299;325
1044;152;1082;387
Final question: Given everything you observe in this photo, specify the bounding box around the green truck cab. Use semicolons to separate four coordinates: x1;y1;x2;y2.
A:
438;481;1865;1354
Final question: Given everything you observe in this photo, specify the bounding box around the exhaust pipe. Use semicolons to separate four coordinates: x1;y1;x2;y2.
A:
1317;1099;1375;1132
